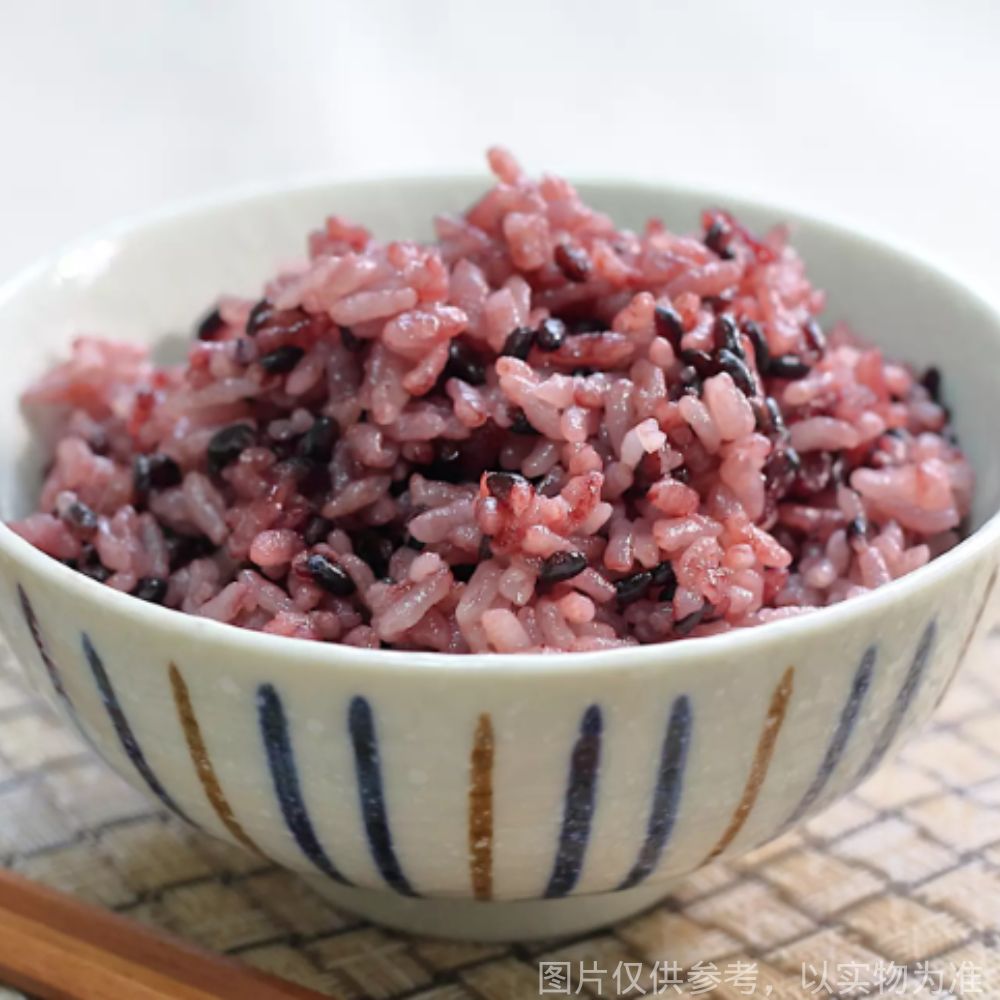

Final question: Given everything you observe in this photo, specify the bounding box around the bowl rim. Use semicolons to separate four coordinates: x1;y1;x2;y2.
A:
1;171;999;677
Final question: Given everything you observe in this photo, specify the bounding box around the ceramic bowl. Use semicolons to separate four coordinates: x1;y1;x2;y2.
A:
0;178;998;942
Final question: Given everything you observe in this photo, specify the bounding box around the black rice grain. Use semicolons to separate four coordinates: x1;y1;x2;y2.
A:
196;307;226;341
164;529;215;569
680;349;716;379
444;338;487;386
704;221;733;259
718;349;756;396
354;530;394;580
554;243;592;282
653;305;685;349
846;514;870;541
768;355;811;380
713;315;744;357
485;471;527;501
259;345;305;374
539;550;587;584
920;366;942;402
207;424;256;473
652;561;678;600
297;417;338;464
80;561;112;584
743;320;770;372
535;317;567;352
500;327;534;360
62;500;97;532
803;319;827;356
133;453;182;497
765;397;788;437
615;570;653;605
246;299;272;336
509;408;536;435
306;553;356;596
303;515;333;546
133;577;168;604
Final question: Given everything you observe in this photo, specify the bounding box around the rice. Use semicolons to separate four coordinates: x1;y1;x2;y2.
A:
9;149;973;653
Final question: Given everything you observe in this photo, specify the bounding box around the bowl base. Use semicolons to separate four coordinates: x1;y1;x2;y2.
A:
303;877;673;942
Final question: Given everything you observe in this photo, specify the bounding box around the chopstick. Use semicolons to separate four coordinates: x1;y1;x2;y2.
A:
0;868;329;999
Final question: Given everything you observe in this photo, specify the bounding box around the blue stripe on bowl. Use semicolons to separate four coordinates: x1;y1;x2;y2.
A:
256;683;351;884
856;620;937;780
348;696;416;896
18;585;69;699
545;704;602;898
17;586;95;749
81;633;190;823
618;695;693;890
785;644;876;826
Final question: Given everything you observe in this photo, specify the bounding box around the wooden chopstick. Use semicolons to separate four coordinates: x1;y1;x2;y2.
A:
0;868;330;999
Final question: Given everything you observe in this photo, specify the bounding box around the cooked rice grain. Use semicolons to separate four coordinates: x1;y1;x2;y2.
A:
10;149;972;653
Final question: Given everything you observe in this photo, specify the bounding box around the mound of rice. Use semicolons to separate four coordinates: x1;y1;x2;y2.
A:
9;149;972;653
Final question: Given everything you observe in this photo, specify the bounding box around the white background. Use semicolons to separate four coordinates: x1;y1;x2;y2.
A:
1;0;998;299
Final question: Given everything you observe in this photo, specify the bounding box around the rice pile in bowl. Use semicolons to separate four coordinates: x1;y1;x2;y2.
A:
9;150;972;653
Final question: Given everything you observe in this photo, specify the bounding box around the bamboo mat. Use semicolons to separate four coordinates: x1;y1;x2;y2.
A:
1;620;998;1000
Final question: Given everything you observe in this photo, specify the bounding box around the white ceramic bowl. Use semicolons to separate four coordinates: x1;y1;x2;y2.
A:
0;179;998;942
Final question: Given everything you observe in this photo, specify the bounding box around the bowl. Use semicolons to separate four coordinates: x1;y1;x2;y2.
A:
0;177;998;942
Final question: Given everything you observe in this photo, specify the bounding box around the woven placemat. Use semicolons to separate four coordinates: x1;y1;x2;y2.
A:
1;621;998;1000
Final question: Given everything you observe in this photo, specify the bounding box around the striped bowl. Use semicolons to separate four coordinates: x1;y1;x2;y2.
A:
1;178;999;941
